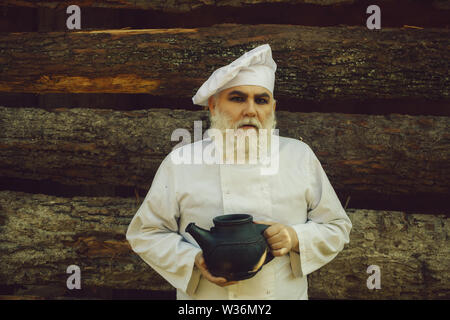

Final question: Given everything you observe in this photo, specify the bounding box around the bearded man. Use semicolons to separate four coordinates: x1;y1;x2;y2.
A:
126;44;352;300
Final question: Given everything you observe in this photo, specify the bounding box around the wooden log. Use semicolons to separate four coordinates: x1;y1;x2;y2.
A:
0;191;448;299
0;106;448;197
308;208;450;299
2;0;449;12
0;190;171;292
0;25;448;102
1;0;449;34
0;295;45;300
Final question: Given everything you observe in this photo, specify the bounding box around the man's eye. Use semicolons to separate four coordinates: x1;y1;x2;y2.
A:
230;96;244;102
256;98;268;104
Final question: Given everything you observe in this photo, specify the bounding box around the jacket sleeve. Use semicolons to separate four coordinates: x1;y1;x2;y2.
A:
289;144;352;277
126;156;202;295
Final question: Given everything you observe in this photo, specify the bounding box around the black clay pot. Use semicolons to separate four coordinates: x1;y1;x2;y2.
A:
185;214;274;281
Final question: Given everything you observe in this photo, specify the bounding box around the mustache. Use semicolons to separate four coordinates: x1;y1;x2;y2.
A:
234;117;262;129
209;108;276;133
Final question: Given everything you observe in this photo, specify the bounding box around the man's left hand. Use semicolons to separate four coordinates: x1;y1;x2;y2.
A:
254;221;300;256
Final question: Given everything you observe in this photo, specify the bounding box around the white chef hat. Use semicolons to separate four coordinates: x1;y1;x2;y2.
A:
192;44;277;107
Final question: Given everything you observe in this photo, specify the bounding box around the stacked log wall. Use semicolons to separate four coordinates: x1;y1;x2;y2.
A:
0;0;448;299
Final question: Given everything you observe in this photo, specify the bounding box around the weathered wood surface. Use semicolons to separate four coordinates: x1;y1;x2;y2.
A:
0;25;448;102
0;295;45;300
2;0;449;11
0;106;448;196
0;191;448;299
0;191;170;292
308;208;449;299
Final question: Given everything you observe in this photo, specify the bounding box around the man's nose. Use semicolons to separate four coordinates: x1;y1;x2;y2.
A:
242;100;257;117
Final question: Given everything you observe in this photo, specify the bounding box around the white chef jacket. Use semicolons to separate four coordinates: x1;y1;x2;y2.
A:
126;134;352;300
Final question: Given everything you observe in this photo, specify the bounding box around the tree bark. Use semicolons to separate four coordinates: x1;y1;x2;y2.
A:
2;0;449;12
0;106;448;196
0;190;170;292
0;24;448;102
308;208;450;299
0;191;448;299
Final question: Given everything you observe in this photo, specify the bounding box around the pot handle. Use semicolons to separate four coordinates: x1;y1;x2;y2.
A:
254;222;270;235
254;223;275;265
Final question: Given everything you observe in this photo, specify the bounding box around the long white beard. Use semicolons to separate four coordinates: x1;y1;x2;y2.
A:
208;109;277;164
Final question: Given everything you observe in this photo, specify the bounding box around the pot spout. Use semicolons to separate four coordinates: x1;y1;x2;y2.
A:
185;223;214;254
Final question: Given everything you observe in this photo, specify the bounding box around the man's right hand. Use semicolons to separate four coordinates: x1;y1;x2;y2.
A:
195;252;237;287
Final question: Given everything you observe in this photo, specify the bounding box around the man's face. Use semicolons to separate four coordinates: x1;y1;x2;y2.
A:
208;85;276;131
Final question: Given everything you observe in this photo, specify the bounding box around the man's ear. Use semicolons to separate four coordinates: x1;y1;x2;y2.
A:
208;95;216;116
272;99;277;111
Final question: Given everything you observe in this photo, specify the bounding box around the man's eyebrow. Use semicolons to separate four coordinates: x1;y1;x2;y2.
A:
227;90;270;99
228;90;247;97
255;92;270;99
